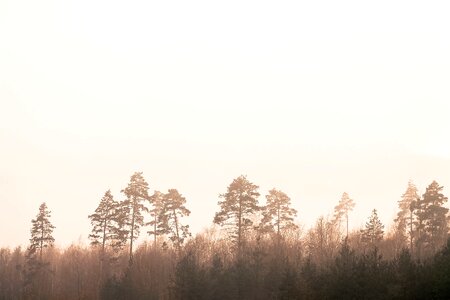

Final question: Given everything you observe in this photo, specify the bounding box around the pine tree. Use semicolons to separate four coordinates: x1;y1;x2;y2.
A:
121;172;150;264
28;202;55;260
207;253;233;300
213;175;260;254
361;209;384;249
159;189;191;251
416;180;449;255
88;190;127;255
147;190;166;249
25;202;55;299
278;265;301;300
328;239;359;300
332;192;355;238
260;189;298;246
395;248;417;299
173;251;206;300
394;181;418;253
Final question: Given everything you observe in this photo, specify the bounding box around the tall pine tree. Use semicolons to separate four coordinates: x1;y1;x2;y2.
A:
88;190;127;255
260;189;298;246
28;202;55;260
361;209;384;249
214;175;260;254
416;181;449;255
121;172;150;264
159;189;191;251
25;202;55;299
394;181;418;253
332;192;355;238
147;190;165;249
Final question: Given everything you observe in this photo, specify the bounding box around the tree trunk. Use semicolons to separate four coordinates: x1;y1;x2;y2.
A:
154;214;157;249
100;218;107;293
346;211;349;238
40;219;44;260
409;209;413;255
129;200;135;265
238;199;242;256
417;217;422;261
277;205;281;249
102;218;107;255
173;209;181;252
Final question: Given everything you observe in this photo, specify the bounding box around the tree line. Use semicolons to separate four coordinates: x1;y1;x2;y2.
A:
0;172;449;299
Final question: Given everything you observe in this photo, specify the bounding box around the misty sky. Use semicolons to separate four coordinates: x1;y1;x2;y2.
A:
1;0;450;248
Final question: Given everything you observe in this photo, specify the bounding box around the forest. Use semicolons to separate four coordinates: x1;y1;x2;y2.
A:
1;172;449;300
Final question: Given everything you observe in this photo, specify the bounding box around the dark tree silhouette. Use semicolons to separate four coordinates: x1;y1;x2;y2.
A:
416;181;449;255
25;202;55;299
28;202;55;260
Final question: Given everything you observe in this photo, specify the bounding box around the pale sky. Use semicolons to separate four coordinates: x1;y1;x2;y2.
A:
1;0;450;248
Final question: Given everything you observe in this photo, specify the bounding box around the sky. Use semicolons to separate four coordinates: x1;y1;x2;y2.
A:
1;0;450;248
